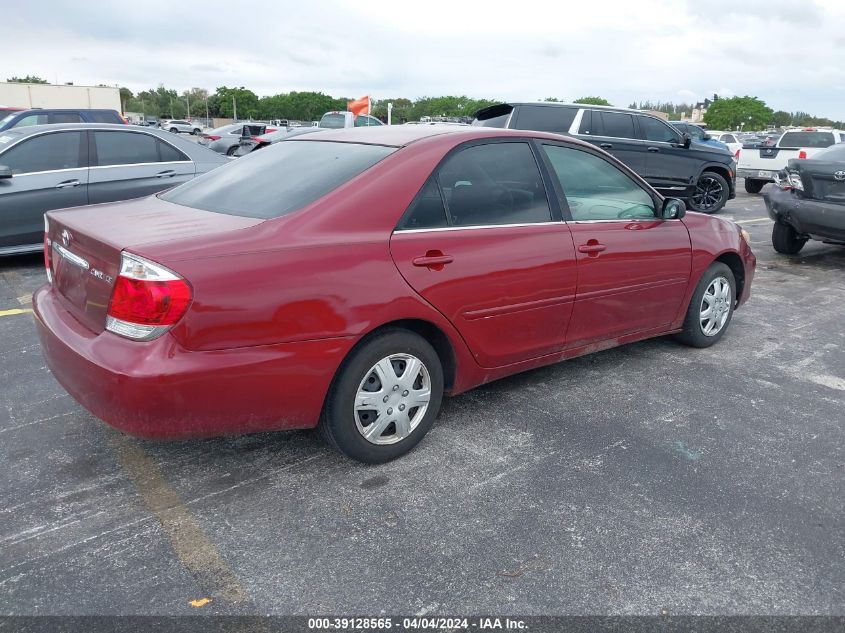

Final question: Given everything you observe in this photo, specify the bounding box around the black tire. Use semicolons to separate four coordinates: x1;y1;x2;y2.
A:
225;145;239;156
772;221;807;255
675;262;736;348
192;128;202;135
318;329;444;464
689;171;729;214
744;178;765;194
169;127;178;133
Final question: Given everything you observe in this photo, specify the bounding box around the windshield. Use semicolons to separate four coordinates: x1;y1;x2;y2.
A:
779;131;836;148
0;112;19;126
160;140;395;219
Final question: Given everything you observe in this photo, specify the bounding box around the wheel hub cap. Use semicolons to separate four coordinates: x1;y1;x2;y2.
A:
699;276;732;336
354;353;431;445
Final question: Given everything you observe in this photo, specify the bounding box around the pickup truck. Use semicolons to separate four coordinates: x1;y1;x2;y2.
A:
737;128;845;193
317;111;384;128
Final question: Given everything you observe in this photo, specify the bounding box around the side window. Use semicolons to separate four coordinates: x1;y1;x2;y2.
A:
89;111;121;123
688;126;706;141
595;111;635;139
94;131;160;166
639;116;680;143
354;115;381;127
578;110;593;134
0;132;84;174
542;144;655;221
158;139;189;162
48;113;82;124
514;106;578;134
10;114;48;128
400;179;448;229
437;142;551;227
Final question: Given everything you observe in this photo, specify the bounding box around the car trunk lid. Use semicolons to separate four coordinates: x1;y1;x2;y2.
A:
46;196;263;334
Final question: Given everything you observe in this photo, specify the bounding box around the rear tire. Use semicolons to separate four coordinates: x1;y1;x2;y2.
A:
744;178;765;194
772;221;807;254
169;127;178;133
675;262;736;348
192;128;202;135
319;329;444;464
226;145;239;156
689;172;729;214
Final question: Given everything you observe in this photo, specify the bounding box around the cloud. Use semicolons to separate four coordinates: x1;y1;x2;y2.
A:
0;0;843;120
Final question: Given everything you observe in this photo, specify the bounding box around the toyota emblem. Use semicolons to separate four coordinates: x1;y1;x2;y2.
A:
61;229;71;247
834;171;845;181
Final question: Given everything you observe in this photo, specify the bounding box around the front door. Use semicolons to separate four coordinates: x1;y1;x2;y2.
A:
539;142;692;346
580;109;648;177
0;130;88;249
636;115;700;194
390;140;578;368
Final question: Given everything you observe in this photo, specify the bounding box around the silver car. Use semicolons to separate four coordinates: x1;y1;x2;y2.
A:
199;122;281;156
0;123;230;255
161;119;204;135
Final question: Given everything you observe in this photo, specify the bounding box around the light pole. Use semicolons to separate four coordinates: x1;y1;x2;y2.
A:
205;96;209;125
232;95;237;122
186;93;190;119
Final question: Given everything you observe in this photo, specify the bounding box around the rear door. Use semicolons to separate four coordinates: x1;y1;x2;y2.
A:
538;142;691;345
579;110;647;176
88;130;195;204
637;115;700;193
0;130;88;249
390;140;578;368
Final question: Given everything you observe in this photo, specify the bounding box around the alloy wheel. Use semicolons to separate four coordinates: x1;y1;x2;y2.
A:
691;176;724;211
700;276;732;336
353;354;431;445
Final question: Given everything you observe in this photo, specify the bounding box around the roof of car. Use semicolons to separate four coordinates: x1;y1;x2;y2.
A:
0;123;181;141
287;124;558;147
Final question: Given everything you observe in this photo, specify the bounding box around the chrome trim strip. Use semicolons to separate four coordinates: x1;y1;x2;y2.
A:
6;167;87;178
395;221;564;234
89;160;192;170
570;218;663;224
53;244;89;270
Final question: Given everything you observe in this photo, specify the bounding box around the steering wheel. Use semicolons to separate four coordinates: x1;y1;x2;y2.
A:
491;186;513;211
617;205;652;219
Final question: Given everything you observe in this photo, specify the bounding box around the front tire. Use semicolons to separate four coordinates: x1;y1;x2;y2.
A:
689;171;729;214
319;329;444;463
675;262;736;348
744;178;765;194
772;221;807;254
192;128;202;135
226;145;239;156
169;127;178;133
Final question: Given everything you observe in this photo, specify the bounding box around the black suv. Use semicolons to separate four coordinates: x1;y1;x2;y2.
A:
474;103;736;213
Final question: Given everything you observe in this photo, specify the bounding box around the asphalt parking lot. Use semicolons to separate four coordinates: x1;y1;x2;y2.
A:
1;183;843;617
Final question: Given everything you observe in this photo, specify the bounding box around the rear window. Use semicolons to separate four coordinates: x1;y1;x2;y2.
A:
779;131;835;148
160;141;395;219
472;104;513;128
594;111;635;139
319;113;347;129
513;105;577;134
89;111;122;123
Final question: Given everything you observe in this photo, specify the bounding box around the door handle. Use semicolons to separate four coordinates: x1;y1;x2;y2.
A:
599;143;613;149
55;179;81;189
156;170;176;178
647;146;660;152
578;242;607;254
412;251;454;269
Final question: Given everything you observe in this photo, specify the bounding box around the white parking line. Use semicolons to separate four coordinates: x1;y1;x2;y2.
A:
736;217;772;225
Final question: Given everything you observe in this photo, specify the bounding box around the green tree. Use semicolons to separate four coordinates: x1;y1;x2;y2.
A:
573;96;612;106
6;75;49;84
702;96;773;131
771;110;792;127
215;86;259;119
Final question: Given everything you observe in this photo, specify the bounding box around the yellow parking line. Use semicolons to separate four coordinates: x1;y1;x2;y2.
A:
0;308;33;318
736;217;772;225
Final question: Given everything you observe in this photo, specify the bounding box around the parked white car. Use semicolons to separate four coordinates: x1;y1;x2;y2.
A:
708;131;742;159
737;128;845;193
161;119;204;135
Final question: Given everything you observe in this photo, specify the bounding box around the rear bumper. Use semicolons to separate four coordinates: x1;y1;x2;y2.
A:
764;187;845;242
33;284;355;439
737;168;776;181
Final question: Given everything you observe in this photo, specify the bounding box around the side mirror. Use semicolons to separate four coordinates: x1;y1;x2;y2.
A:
0;165;12;179
682;133;692;149
662;198;686;220
703;134;712;141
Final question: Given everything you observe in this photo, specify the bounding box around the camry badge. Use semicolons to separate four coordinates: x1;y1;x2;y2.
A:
834;171;845;181
61;229;71;247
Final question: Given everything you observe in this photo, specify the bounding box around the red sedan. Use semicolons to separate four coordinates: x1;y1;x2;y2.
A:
34;126;756;463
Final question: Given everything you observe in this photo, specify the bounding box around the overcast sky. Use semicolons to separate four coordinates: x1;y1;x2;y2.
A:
2;0;844;119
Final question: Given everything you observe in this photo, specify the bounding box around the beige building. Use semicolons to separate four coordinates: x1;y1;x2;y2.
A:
0;82;121;111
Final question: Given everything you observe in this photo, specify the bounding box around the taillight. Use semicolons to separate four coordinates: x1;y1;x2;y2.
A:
798;150;807;159
252;136;267;142
43;215;52;283
734;149;740;160
106;252;192;341
204;135;221;141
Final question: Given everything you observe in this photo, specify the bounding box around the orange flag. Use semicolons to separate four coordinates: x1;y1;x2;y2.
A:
347;95;370;117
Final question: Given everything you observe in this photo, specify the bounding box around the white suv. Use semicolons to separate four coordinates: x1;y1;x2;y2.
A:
162;119;203;135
